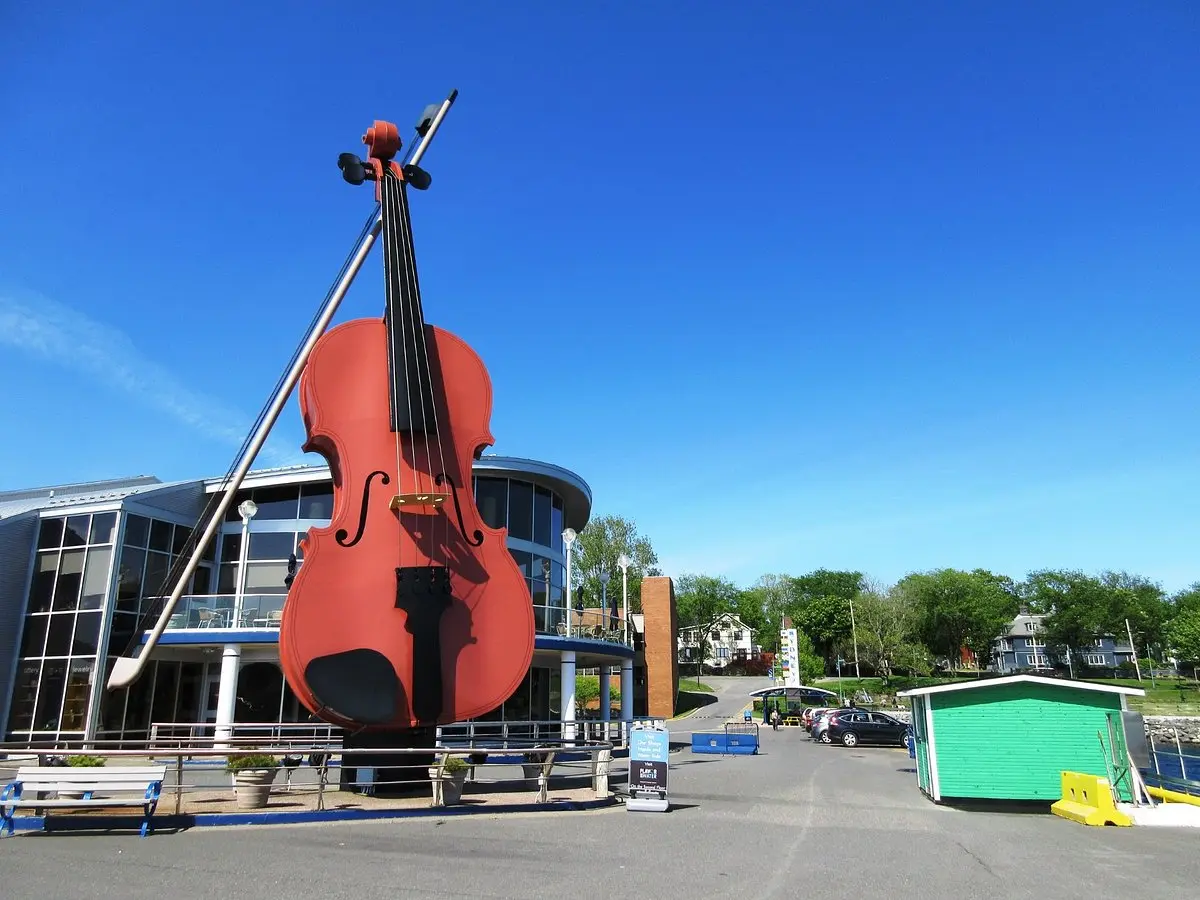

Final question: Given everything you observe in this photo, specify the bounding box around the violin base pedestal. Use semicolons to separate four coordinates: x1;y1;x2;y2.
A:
340;727;438;797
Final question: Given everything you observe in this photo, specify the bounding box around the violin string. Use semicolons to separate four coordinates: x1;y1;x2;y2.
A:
397;173;451;560
395;173;432;509
383;170;411;569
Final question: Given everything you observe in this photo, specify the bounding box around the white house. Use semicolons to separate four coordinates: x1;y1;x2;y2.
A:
678;612;758;669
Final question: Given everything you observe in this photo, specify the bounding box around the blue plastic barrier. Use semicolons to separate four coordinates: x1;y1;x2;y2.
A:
907;734;915;759
691;732;727;754
690;731;759;755
725;732;759;755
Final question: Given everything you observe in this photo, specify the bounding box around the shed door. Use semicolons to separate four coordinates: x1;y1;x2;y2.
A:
912;697;931;794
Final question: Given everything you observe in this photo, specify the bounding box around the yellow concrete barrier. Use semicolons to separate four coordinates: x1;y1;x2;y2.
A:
1051;771;1132;827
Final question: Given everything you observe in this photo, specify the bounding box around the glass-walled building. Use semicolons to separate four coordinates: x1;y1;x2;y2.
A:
0;457;634;747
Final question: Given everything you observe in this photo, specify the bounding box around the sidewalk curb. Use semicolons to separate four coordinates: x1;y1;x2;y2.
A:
4;795;620;835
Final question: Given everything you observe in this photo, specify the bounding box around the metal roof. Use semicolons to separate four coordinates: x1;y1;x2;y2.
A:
897;674;1145;699
0;475;167;519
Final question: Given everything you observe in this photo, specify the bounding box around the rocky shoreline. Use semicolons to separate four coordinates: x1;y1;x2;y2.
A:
880;710;1200;746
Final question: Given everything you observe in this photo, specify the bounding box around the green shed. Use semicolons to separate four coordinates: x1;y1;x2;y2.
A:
897;675;1145;803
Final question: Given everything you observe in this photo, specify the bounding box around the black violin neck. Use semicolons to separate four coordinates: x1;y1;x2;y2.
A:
380;169;438;436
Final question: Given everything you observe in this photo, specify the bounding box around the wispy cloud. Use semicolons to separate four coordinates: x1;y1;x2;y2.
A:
0;290;306;467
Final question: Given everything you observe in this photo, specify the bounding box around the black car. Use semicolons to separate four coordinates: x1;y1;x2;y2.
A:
823;709;910;748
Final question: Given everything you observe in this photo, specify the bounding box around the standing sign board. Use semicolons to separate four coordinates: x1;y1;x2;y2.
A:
627;723;669;812
779;628;800;688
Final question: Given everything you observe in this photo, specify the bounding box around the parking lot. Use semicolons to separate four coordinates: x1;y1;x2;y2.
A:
3;723;1199;899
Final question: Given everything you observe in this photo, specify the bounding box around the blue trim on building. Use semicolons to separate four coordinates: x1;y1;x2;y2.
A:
8;796;619;834
534;634;635;659
139;629;282;645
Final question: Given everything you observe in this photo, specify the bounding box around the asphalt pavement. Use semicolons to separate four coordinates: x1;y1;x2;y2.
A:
5;700;1198;900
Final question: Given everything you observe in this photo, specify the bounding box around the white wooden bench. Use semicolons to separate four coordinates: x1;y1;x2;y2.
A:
1;766;167;838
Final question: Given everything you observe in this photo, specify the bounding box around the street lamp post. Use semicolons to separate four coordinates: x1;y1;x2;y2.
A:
848;593;861;680
215;498;256;748
562;528;577;636
234;499;258;626
599;571;611;629
616;553;631;646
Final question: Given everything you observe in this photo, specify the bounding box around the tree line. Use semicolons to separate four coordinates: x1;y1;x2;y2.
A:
567;515;1200;678
676;567;1200;679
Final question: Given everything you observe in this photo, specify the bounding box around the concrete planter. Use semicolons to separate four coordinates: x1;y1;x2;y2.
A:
232;768;277;809
428;767;467;806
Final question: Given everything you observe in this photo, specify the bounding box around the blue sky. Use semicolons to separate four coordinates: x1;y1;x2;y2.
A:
2;3;1198;592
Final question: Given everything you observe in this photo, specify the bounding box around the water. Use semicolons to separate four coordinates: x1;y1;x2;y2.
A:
1148;744;1200;785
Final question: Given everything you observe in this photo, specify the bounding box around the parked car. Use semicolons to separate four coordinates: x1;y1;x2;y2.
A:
803;706;831;732
810;707;851;742
823;709;910;748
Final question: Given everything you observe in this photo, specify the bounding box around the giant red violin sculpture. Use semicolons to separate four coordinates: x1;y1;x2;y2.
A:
105;92;535;733
278;116;534;730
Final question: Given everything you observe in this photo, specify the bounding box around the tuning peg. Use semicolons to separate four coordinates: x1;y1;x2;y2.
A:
403;164;432;191
338;153;368;185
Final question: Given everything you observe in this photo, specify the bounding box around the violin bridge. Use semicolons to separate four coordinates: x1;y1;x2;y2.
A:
390;493;451;515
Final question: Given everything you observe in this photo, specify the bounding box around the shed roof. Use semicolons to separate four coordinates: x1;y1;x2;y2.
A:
896;674;1145;699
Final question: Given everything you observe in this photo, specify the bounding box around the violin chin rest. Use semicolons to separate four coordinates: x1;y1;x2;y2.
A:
305;648;401;725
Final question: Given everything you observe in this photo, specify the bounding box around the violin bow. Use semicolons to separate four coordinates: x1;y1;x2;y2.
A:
107;90;459;691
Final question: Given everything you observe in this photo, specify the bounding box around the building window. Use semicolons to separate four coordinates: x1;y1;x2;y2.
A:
9;511;118;739
1085;654;1107;666
998;639;1011;651
1025;654;1048;668
474;477;508;531
507;480;534;542
1027;637;1045;648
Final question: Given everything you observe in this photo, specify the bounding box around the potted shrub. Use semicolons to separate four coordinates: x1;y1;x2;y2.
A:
227;752;279;809
61;754;106;799
428;755;469;806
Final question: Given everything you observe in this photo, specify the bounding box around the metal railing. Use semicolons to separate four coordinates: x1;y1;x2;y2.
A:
1145;730;1200;798
144;594;285;630
142;595;632;647
0;734;617;817
145;718;640;752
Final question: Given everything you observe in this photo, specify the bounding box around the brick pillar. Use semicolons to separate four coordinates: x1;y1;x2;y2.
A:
640;576;678;719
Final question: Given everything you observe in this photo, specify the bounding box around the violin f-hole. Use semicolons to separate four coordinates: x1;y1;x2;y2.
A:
335;470;391;548
435;472;484;547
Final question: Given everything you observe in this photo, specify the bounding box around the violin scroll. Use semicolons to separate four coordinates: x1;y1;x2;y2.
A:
338;119;432;194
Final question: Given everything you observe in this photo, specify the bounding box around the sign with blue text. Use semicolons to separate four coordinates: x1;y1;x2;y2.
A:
627;722;670;812
779;628;800;688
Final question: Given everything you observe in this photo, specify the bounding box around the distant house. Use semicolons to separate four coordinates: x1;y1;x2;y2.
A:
678;612;758;669
990;613;1136;674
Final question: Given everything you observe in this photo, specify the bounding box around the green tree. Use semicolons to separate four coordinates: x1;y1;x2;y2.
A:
675;574;741;628
794;630;827;684
897;568;1019;670
1171;583;1200;616
786;569;863;666
571;514;661;614
675;574;742;677
737;573;789;653
852;583;920;681
1168;610;1200;666
1026;569;1168;668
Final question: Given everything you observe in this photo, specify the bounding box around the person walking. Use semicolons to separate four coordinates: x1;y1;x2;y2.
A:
769;707;780;731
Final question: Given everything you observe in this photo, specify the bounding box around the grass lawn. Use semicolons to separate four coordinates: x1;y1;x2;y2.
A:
679;681;715;694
